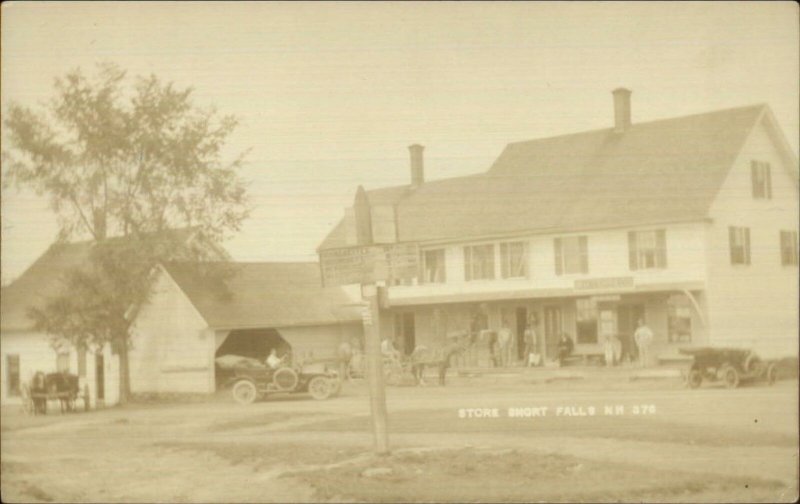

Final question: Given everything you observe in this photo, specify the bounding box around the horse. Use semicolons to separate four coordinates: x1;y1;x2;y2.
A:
409;340;469;386
30;372;48;415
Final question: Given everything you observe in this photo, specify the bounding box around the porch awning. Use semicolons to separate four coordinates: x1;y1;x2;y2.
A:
386;281;706;307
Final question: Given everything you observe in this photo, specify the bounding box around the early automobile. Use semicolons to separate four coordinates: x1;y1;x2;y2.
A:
680;347;778;389
227;363;341;404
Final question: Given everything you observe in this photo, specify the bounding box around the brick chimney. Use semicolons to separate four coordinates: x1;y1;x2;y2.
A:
612;88;632;133
408;144;424;189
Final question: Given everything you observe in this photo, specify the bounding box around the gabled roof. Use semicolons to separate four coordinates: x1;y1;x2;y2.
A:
319;104;770;249
161;262;361;330
1;241;94;331
0;227;215;332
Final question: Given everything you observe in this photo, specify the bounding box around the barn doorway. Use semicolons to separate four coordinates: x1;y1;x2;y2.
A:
214;329;291;389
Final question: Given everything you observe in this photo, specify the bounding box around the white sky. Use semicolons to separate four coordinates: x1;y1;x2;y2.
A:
2;1;798;283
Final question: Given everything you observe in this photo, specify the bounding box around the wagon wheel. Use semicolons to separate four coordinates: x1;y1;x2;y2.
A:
20;384;34;416
720;365;740;389
232;380;258;405
686;369;703;389
766;364;778;385
308;376;332;400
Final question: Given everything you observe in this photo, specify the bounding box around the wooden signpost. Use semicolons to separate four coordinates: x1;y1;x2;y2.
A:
320;242;419;455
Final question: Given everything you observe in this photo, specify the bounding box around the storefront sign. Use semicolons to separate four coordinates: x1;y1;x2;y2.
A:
574;276;634;291
592;294;622;303
320;243;419;286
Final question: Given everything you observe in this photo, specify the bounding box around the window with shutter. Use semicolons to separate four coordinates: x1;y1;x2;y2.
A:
628;232;638;271
781;231;798;266
500;241;528;278
751;161;772;199
464;244;495;281
729;226;751;265
423;249;446;283
579;236;589;274
629;229;667;270
555;236;589;275
554;238;563;276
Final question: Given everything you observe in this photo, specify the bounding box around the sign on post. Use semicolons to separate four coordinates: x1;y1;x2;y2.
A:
320;243;419;287
320;242;419;456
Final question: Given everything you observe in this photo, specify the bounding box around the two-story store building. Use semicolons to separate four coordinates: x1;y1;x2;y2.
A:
319;89;799;366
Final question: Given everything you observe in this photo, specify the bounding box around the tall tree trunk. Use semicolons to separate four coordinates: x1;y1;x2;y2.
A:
117;336;131;405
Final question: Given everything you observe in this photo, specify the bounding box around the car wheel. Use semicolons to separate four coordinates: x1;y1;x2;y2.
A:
721;365;740;389
766;364;778;385
232;380;258;405
686;369;703;389
308;376;332;400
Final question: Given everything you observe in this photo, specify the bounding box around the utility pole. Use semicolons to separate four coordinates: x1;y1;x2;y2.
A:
361;282;389;455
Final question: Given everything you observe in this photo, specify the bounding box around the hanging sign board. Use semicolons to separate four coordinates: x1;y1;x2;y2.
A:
320;243;419;286
574;276;634;291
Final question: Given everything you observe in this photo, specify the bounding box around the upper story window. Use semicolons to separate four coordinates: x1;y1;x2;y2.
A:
751;161;772;199
500;241;528;279
728;226;751;265
780;230;798;266
628;230;667;270
554;236;588;275
422;249;446;283
464;244;495;281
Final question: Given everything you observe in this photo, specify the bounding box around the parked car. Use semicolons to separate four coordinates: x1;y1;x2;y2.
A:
227;364;341;404
680;347;778;389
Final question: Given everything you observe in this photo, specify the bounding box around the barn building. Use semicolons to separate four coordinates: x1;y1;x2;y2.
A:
128;262;362;395
319;89;799;367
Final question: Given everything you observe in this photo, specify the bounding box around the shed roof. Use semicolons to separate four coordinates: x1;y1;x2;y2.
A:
319;104;768;249
162;262;361;329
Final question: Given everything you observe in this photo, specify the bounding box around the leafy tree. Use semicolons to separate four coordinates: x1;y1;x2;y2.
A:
3;63;249;402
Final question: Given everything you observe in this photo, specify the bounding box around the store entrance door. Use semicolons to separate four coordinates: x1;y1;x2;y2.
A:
543;306;562;360
618;304;645;363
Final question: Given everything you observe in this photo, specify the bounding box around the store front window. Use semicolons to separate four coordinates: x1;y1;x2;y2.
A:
667;294;692;343
576;298;598;344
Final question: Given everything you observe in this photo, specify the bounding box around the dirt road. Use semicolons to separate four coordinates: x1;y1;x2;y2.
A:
2;378;797;502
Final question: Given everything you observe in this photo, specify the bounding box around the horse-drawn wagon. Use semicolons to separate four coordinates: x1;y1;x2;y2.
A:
381;340;468;387
22;371;89;415
680;347;778;389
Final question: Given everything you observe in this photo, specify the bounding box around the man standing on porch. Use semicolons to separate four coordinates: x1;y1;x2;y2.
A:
497;320;513;367
634;319;654;368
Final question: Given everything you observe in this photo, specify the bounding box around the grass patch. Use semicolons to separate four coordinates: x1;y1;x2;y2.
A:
292;408;795;448
154;440;366;470
285;447;785;502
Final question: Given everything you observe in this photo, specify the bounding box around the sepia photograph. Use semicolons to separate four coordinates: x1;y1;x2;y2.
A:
1;1;798;502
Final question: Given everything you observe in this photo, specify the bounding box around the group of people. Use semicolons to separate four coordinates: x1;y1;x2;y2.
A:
344;314;657;371
585;319;655;368
483;316;544;368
